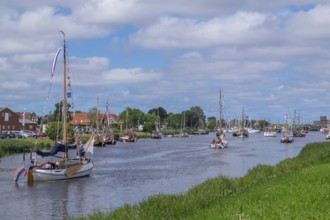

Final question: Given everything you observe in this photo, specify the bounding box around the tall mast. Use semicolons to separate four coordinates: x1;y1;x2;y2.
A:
219;89;223;132
61;31;67;148
96;97;99;133
242;107;244;130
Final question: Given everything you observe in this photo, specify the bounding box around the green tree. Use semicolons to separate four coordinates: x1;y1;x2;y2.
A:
207;116;217;130
144;113;158;133
119;107;146;129
167;113;181;129
45;121;74;141
148;107;168;122
47;101;72;123
184;106;205;130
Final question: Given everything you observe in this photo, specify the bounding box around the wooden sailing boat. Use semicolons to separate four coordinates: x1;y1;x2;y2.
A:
280;107;294;143
27;31;94;182
102;99;116;145
151;112;162;139
180;111;190;137
233;107;249;137
119;108;137;143
94;97;105;147
210;89;228;149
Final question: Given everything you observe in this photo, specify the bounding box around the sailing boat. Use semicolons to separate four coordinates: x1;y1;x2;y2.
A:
27;31;94;182
94;97;106;147
232;107;249;138
119;108;137;143
280;107;294;143
180;111;190;137
102;99;116;145
247;114;260;134
210;89;228;149
151;112;162;139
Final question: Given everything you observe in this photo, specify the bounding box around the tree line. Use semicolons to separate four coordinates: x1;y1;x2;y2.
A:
41;101;271;140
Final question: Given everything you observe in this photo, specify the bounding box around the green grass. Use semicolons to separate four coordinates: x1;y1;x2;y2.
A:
74;141;330;220
0;138;54;158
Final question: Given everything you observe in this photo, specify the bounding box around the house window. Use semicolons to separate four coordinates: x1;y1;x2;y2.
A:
2;125;4;129
4;113;9;121
12;125;15;129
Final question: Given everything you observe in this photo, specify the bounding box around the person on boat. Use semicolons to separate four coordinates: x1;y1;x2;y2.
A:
42;163;52;169
77;141;86;158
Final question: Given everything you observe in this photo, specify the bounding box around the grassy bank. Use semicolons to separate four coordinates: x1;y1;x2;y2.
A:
0;138;54;158
76;142;330;220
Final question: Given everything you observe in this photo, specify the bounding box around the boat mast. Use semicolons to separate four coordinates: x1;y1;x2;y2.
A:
61;31;68;160
219;89;223;134
285;106;288;136
96;97;99;134
241;107;244;130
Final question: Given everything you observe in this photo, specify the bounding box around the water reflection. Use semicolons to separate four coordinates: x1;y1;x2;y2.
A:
0;131;326;219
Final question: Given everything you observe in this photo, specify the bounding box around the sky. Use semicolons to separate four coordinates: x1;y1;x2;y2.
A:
1;0;330;124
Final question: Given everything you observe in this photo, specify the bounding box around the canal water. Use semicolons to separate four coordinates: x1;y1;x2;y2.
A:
0;131;326;220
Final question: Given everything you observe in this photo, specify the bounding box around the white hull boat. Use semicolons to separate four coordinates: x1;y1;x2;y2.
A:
264;131;277;137
30;160;93;182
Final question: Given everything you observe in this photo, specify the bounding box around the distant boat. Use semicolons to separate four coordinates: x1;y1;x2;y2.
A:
180;111;191;138
151;113;162;139
94;97;106;147
326;132;330;140
263;127;277;137
101;100;116;145
233;107;248;138
280;107;294;143
210;89;228;149
193;129;209;135
292;129;306;137
247;114;260;134
264;131;277;137
119;109;137;143
26;31;94;182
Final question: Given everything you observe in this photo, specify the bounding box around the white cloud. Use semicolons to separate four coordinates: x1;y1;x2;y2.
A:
1;81;30;90
129;12;276;49
287;4;330;40
102;68;162;84
1;1;330;122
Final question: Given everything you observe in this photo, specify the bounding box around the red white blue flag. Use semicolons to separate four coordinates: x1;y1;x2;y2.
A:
51;48;62;79
12;164;26;183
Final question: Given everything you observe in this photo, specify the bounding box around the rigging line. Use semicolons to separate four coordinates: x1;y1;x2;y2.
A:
55;89;63;143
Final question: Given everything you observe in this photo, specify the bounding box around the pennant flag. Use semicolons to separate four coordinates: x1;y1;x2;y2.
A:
51;48;62;79
12;164;26;183
22;111;26;127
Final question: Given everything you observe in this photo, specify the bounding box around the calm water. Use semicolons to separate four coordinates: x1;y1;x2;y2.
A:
0;131;326;220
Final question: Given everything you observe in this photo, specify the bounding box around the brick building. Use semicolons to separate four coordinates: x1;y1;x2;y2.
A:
312;116;330;128
0;107;37;131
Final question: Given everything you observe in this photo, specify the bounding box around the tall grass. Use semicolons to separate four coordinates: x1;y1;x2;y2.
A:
75;141;330;220
0;138;54;158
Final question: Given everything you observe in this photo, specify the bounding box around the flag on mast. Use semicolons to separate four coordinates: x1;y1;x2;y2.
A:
51;48;62;79
22;110;26;127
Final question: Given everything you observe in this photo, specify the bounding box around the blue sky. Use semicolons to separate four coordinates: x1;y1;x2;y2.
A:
1;0;330;124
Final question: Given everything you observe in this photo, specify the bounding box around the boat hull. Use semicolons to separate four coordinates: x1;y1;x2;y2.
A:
119;136;137;143
209;140;228;149
30;160;94;182
280;137;294;143
264;132;277;137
